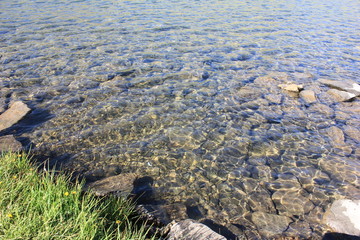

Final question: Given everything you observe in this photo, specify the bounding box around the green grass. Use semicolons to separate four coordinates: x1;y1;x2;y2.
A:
0;152;156;240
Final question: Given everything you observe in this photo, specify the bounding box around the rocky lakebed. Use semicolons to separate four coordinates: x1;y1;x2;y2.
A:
1;0;360;239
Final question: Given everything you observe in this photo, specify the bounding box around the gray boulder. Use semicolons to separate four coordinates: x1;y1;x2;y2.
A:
0;101;31;131
318;78;360;96
324;199;360;236
167;219;226;240
0;135;22;152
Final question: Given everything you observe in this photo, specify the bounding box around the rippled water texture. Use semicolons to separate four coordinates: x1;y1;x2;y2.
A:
1;0;360;238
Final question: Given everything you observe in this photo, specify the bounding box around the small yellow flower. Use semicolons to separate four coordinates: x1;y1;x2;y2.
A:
115;220;121;224
17;154;22;157
12;175;17;179
7;213;13;218
0;181;2;184
71;191;77;195
64;192;69;196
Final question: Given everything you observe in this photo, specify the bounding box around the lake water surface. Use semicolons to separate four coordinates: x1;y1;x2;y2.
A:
1;0;360;238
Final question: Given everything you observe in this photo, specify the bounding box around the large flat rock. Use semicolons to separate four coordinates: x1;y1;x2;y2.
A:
167;219;226;240
324;199;360;236
0;135;22;152
319;79;360;96
0;101;31;131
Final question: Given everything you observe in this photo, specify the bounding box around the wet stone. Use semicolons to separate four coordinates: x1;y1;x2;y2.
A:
0;101;31;131
85;173;138;197
253;76;278;88
285;220;313;239
0;135;23;152
307;103;335;117
324;199;360;236
0;98;5;113
166;126;198;149
248;189;276;213
321;126;345;146
343;125;360;142
247;157;266;166
264;93;282;104
271;190;314;216
251;211;292;238
167;219;226;240
326;89;356;102
237;86;262;100
249;165;272;180
318;78;360;96
299;89;317;104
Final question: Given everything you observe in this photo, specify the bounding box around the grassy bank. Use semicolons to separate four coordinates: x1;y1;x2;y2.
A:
0;152;156;240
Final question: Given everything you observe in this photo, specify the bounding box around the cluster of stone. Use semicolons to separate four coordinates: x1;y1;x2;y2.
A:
278;78;360;104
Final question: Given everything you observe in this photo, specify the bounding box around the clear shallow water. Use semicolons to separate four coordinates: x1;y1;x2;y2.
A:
1;0;360;238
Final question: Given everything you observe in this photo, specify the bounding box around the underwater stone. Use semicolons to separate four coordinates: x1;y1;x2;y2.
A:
272;190;314;216
342;125;360;142
299;89;317;104
326;89;356;102
253;76;278;88
248;190;276;213
0;135;22;152
251;211;292;237
322;126;345;146
85;173;137;197
0;101;31;131
318;78;360;96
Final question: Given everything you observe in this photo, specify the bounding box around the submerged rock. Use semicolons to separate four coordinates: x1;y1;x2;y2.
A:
318;78;360;96
326;89;356;102
324;199;360;236
251;211;292;237
299;89;317;104
167;219;226;240
0;101;31;131
85;173;138;197
322;126;345;146
272;190;315;216
0;135;22;152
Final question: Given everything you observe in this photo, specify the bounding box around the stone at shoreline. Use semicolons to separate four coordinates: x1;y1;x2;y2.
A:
324;199;360;236
0;135;22;152
299;89;317;104
85;173;137;197
326;89;356;102
251;211;292;238
0;101;31;132
167;219;226;240
318;78;360;96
